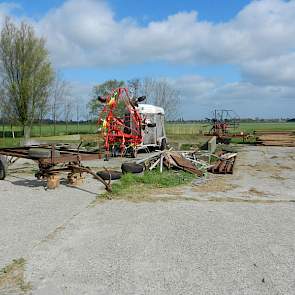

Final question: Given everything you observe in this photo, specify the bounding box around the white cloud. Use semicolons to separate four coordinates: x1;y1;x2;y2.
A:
1;0;295;118
241;53;295;86
2;0;295;74
19;0;293;69
33;0;295;91
173;75;295;119
172;75;218;100
0;2;21;26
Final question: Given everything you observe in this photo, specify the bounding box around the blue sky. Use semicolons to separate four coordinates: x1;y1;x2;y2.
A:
8;0;251;22
0;0;295;119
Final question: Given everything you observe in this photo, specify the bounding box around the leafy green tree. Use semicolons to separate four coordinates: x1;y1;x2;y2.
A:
87;79;125;120
0;18;54;139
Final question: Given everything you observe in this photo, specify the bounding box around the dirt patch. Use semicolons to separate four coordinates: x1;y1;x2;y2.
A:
280;165;293;170
270;174;287;181
156;187;184;196
45;224;66;241
248;187;268;196
205;196;295;204
248;163;282;174
94;185;186;204
192;177;238;193
0;258;31;294
246;164;263;171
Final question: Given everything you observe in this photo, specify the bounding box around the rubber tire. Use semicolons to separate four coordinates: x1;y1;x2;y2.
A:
160;138;167;151
28;148;61;158
96;170;122;180
0;156;7;180
121;162;144;174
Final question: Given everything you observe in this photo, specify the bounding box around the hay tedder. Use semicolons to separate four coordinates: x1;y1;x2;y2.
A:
97;87;166;159
204;109;248;143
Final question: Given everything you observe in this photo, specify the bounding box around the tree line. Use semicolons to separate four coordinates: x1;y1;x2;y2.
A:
0;18;181;140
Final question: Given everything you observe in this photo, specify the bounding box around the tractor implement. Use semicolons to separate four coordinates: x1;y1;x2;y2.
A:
97;87;167;159
0;145;112;191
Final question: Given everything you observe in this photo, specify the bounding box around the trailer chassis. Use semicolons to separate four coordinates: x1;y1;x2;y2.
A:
0;145;111;191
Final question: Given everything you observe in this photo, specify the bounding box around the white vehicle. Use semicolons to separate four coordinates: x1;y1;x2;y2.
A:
137;104;167;150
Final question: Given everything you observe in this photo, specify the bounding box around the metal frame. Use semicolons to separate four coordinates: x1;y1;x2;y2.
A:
97;88;143;159
0;145;112;191
204;109;249;143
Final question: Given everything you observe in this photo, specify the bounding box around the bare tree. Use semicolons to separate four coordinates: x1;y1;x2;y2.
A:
64;97;73;135
139;78;181;120
138;77;156;104
50;74;70;135
37;95;50;136
127;78;141;98
153;79;180;120
76;103;80;134
0;88;5;137
87;78;180;121
0;18;54;139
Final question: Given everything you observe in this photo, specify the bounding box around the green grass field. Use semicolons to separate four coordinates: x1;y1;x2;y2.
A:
0;123;97;137
165;122;295;135
0;122;294;148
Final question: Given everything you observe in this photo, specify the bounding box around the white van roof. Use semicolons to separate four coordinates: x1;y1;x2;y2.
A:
138;104;165;115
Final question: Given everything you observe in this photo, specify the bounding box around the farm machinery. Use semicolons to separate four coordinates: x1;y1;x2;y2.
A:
204;109;248;143
97;87;166;159
0;145;112;191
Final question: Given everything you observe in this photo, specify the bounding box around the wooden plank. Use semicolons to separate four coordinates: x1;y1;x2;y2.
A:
160;154;164;173
149;158;160;170
220;153;237;160
208;136;217;153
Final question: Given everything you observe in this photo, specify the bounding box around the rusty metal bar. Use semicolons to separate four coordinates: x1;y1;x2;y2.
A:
0;145;111;191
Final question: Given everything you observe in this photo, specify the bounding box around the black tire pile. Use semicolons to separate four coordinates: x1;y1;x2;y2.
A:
96;162;144;180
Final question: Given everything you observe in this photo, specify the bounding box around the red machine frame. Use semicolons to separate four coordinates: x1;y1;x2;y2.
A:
97;88;144;158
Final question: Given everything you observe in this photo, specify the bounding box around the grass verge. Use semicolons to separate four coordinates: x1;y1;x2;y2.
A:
97;169;196;202
0;258;31;293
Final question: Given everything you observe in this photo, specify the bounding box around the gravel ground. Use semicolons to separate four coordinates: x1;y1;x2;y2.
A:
26;201;295;295
0;146;294;294
0;173;103;269
0;152;152;269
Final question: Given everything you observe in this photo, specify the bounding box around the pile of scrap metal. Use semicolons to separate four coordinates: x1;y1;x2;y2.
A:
135;149;238;176
96;149;237;183
207;152;237;174
136;150;210;176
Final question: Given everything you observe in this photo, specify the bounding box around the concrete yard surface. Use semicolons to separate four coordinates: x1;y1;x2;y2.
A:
0;146;294;294
26;201;295;295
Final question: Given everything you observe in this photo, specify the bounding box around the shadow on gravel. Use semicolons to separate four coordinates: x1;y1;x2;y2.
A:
63;183;98;196
8;175;99;196
9;176;45;188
